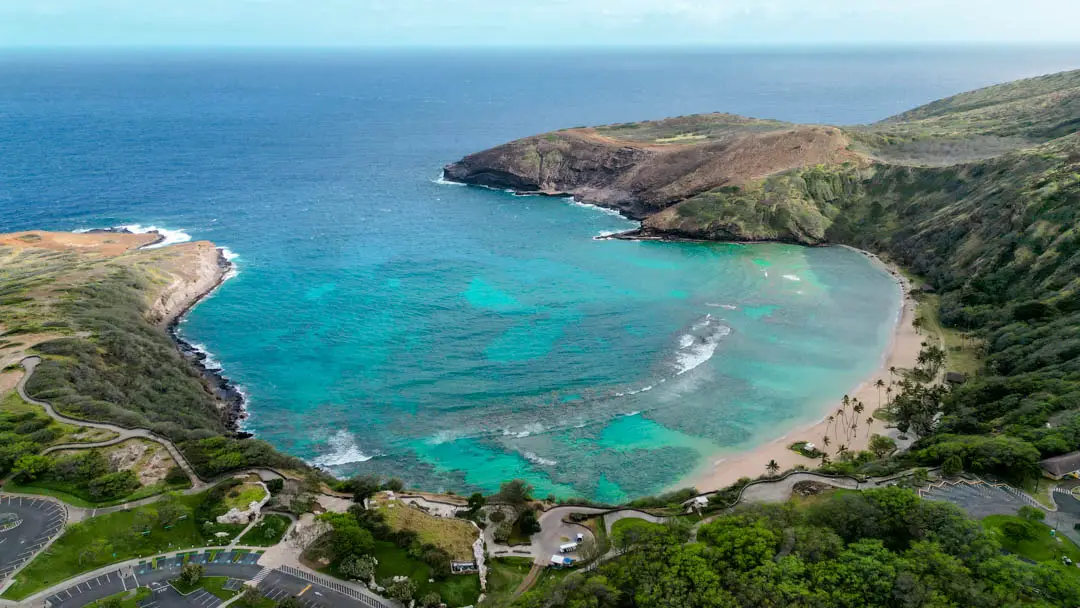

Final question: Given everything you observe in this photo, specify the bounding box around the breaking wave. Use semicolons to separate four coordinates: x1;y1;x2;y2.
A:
672;314;731;375
312;430;376;467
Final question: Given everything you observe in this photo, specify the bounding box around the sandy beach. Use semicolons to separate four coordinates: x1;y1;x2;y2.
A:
691;249;924;492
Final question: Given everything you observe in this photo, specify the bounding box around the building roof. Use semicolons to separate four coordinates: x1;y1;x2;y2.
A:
1039;451;1080;477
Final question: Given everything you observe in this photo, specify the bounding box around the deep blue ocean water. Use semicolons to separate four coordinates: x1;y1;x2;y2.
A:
2;48;1078;500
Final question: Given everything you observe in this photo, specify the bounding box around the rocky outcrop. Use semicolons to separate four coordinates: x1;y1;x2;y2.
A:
443;120;860;221
145;241;229;327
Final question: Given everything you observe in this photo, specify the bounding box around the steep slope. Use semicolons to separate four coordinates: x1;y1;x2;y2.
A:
445;69;1080;241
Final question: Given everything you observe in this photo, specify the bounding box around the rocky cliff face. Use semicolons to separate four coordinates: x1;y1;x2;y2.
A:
145;241;228;327
444;70;1080;245
443;122;859;221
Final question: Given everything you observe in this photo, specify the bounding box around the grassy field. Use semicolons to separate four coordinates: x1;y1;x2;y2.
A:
170;576;238;601
238;514;291;547
1;491;229;600
84;587;151;608
982;515;1080;583
482;557;534;607
375;498;477;559
366;540;480;607
609;517;667;539
911;292;983;376
223;482;267;510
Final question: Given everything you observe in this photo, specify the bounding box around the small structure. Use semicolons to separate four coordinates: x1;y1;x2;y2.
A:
559;542;578;553
804;442;816;453
945;372;968;385
1039;452;1080;480
451;561;479;575
549;555;575;568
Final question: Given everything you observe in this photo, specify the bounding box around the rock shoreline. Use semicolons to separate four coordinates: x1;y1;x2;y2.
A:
153;242;251;437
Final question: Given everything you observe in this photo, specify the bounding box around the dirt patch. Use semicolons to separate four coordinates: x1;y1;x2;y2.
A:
792;480;835;497
0;231;157;257
54;439;177;485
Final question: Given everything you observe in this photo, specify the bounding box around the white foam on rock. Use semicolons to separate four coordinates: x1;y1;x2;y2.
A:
118;224;193;248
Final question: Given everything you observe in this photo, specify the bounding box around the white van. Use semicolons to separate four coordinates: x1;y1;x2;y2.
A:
559;542;579;553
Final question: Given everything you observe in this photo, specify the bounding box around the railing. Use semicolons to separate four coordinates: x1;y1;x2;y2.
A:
276;565;392;608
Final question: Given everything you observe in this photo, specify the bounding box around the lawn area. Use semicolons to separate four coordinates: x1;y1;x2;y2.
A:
482;557;534;607
171;576;238;601
224;482;267;510
983;515;1080;580
1;489;236;600
911;292;982;376
364;540;480;607
375;498;478;559
238;514;291;547
85;587;151;608
610;517;667;539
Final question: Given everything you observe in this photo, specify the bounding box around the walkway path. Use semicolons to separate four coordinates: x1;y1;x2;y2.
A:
16;357;208;491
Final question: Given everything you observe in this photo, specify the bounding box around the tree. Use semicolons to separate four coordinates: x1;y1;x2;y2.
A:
875;378;886;408
235;587;266;608
467;492;486;514
100;598;122;608
488;509;506;524
12;454;51;483
339;555;375;581
868;434;896;459
517;508;541;535
349;474;382;506
179;563;204;587
495;479;533;505
1000;520;1038;543
493;521;512;544
1018;505;1045;522
766;459;780;476
319;512;375;559
157;494;189;527
382;478;405;492
419;591;441;607
942;455;963;477
277;598;302;608
266;478;285;494
78;537;111;566
384;578;417;602
165;466;189;485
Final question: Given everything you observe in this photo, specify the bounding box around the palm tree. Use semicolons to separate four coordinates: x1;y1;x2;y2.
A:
837;444;848;456
866;417;874;437
825;415;835;437
874;379;886;408
822;435;831;448
766;459;780;477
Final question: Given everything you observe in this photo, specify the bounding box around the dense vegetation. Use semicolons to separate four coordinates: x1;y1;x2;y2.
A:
0;245;305;477
516;487;1079;608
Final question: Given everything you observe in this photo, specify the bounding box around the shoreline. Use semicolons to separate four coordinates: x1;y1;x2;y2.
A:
438;176;924;495
164;248;250;436
686;246;919;492
113;227;250;437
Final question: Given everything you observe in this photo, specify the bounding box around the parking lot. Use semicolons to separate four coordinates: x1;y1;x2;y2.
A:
44;550;264;608
257;569;377;608
0;494;66;582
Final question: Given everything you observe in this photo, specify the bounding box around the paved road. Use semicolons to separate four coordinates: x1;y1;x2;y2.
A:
0;495;66;584
258;569;373;608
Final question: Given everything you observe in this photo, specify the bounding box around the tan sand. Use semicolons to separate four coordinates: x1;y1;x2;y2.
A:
690;250;925;492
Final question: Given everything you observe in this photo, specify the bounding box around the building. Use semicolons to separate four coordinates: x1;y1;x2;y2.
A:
451;561;478;575
1038;451;1080;480
550;555;575;568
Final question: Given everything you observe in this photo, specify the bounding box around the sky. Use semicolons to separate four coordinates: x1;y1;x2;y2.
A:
1;0;1079;48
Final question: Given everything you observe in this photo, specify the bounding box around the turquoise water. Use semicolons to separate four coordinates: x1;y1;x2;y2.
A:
5;49;1074;499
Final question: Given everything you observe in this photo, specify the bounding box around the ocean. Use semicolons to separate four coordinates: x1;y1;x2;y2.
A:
2;47;1078;501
